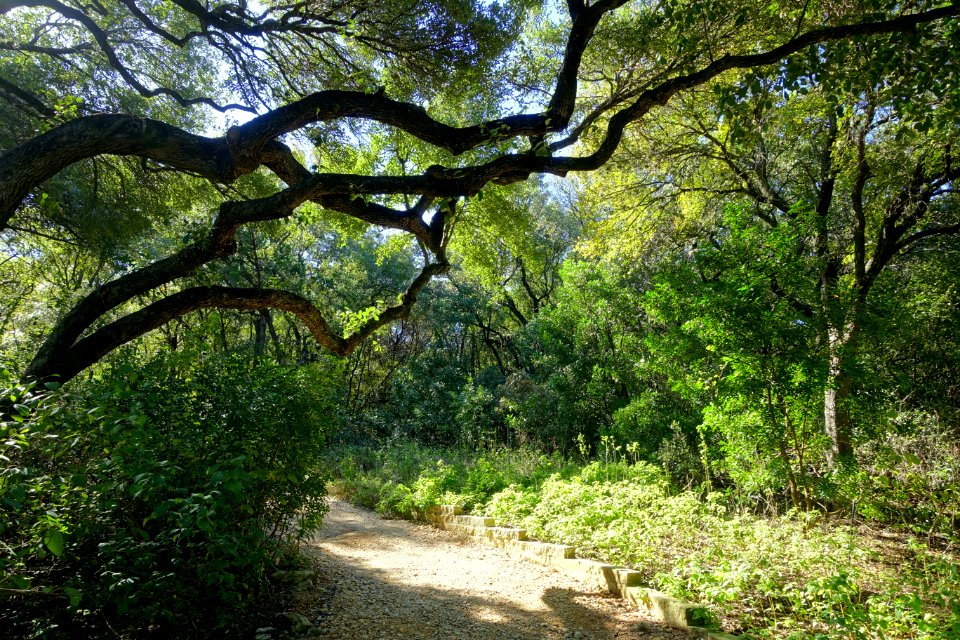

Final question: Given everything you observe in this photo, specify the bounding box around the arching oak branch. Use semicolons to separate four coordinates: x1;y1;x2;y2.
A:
4;5;954;227
3;1;957;385
26;261;450;383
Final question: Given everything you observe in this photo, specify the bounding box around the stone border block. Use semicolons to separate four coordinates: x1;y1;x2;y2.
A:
487;526;527;541
552;559;647;598
429;506;738;639
505;539;575;566
485;527;528;548
624;587;709;629
452;515;494;527
424;505;462;526
613;568;643;593
447;523;488;538
554;558;620;594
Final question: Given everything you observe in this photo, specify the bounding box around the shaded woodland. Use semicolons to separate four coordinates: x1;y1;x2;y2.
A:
1;0;959;637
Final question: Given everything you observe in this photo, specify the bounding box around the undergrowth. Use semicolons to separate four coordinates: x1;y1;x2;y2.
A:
1;355;338;638
329;441;960;640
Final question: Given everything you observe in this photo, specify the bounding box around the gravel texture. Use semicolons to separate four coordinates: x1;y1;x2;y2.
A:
292;499;690;640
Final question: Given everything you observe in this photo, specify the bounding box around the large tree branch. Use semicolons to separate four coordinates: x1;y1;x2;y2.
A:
896;222;960;253
4;6;955;226
168;0;345;39
24;185;439;376
553;5;960;173
863;160;960;293
0;98;546;223
0;115;236;223
0;75;55;117
548;0;631;128
5;1;957;384
26;261;449;383
233;90;551;157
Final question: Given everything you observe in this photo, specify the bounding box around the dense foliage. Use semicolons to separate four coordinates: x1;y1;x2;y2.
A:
331;443;960;639
2;0;960;637
0;355;339;637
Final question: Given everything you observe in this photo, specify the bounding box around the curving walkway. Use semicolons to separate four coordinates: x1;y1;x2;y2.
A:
299;499;689;640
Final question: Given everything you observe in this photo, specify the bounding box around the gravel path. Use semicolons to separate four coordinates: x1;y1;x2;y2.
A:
298;499;690;640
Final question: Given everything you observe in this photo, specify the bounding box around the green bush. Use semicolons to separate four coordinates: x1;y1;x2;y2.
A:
408;460;460;512
849;412;960;538
511;474;713;571
576;459;666;485
376;482;414;518
463;456;507;501
0;354;339;638
483;484;539;526
329;442;574;519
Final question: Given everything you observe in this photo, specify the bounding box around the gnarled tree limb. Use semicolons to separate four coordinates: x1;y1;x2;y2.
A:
3;1;957;383
26;260;449;382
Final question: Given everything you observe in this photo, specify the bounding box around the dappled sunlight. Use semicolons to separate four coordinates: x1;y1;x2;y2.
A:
3;0;959;637
301;500;684;639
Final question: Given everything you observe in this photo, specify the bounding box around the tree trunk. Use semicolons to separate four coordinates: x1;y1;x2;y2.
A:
253;310;268;357
823;324;857;466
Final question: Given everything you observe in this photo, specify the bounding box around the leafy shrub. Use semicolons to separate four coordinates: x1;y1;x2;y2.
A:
576;460;666;485
521;475;713;571
483;484;539;526
484;465;960;639
464;456;507;501
850;411;960;538
333;471;384;509
409;460;460;512
329;442;571;518
376;482;414;518
328;438;960;639
0;354;339;638
0;373;76;595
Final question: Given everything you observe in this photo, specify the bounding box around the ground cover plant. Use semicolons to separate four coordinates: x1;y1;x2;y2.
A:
330;440;960;640
328;442;575;517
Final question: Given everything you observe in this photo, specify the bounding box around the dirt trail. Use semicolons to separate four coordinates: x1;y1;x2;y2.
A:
299;499;689;640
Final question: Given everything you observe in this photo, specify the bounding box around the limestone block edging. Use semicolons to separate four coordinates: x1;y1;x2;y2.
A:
425;504;738;639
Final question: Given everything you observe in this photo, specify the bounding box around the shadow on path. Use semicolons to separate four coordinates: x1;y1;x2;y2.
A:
297;500;688;640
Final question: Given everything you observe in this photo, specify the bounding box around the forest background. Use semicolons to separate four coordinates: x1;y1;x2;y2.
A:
1;0;959;638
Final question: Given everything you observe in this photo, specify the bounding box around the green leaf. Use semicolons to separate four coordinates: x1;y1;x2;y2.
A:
64;586;82;609
11;575;31;590
45;529;65;557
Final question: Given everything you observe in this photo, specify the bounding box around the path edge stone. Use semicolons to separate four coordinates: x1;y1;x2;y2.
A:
425;504;739;639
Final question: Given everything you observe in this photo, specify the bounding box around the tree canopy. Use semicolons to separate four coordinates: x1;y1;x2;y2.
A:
2;0;958;385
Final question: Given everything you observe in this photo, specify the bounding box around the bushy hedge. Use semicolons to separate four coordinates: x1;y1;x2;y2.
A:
0;354;339;638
